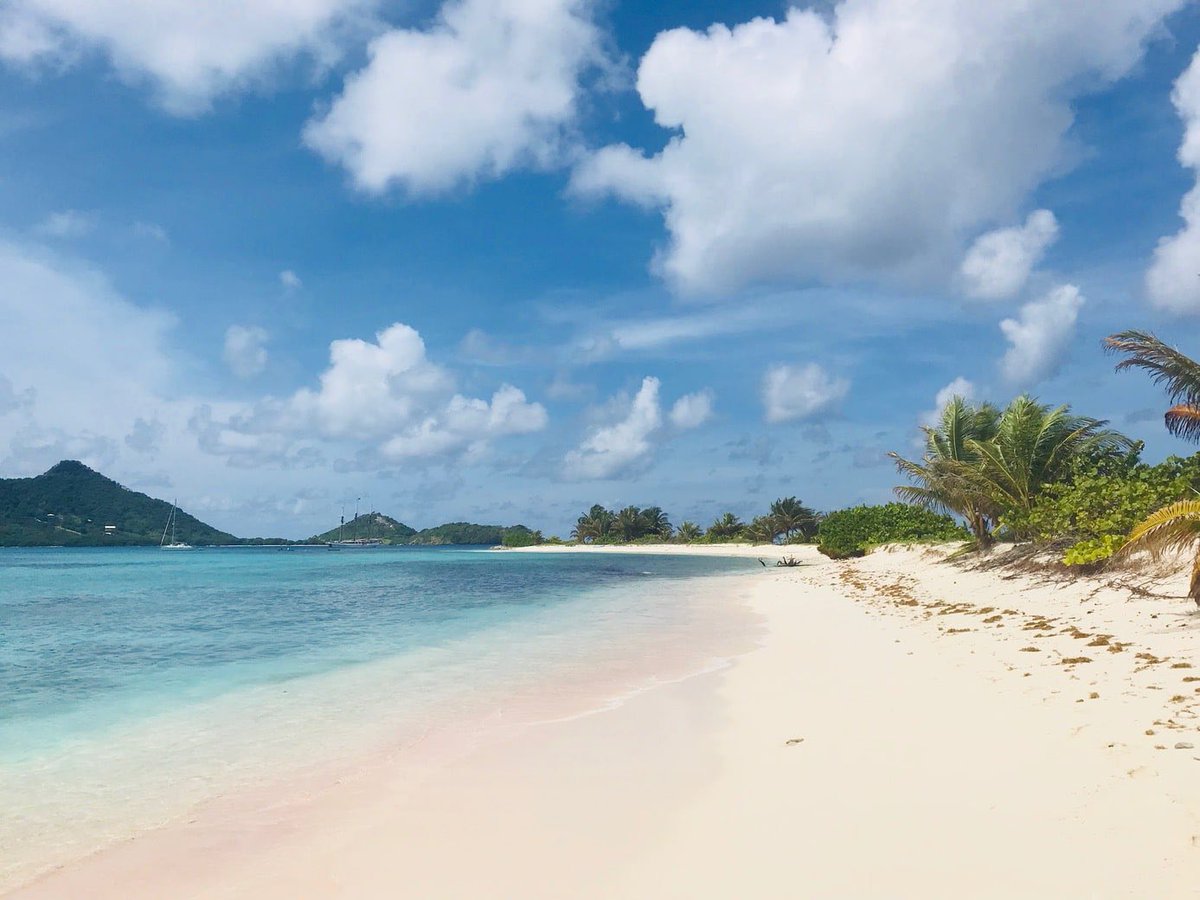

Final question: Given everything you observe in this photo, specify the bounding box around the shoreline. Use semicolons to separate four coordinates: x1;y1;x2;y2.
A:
10;545;1200;897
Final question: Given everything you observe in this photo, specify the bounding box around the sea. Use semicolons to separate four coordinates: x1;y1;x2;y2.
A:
0;546;758;890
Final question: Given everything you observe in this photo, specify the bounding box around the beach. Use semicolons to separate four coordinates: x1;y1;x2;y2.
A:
9;543;1200;898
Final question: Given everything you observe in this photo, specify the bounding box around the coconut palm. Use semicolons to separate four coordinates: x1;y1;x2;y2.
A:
890;396;1001;547
616;506;643;542
768;497;818;542
745;516;779;545
676;521;702;543
639;506;673;538
571;504;613;543
962;396;1132;535
1105;330;1200;441
707;512;744;541
1108;331;1200;605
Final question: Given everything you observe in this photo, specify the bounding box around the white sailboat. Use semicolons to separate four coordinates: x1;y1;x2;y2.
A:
160;500;194;550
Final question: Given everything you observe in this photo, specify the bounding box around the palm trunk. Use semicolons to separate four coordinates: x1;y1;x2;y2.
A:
969;509;993;551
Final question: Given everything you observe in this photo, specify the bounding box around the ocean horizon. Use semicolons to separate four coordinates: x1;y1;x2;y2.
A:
0;546;758;891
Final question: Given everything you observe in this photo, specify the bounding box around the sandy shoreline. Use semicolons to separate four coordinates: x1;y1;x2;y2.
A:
11;544;1200;898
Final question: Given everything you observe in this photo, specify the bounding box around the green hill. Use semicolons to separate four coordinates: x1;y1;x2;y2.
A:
310;512;417;544
0;460;238;546
409;522;538;546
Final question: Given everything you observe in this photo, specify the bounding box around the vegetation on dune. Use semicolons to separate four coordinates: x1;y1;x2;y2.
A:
567;498;818;546
817;503;967;559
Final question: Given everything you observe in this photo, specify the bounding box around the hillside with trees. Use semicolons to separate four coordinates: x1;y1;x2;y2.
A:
0;461;238;546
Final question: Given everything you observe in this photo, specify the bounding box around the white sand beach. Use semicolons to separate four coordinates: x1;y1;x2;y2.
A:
11;544;1200;898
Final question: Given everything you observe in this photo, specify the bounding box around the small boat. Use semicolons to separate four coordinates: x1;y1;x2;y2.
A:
160;500;193;550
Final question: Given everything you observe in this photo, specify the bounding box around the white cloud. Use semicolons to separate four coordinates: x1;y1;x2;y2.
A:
279;269;302;290
920;376;976;427
669;390;714;429
762;364;849;424
1146;48;1200;314
959;210;1058;300
35;209;95;239
223;325;270;378
132;221;170;243
305;0;604;194
206;322;547;464
999;284;1084;387
0;0;374;113
381;385;547;460
563;376;662;480
572;0;1182;294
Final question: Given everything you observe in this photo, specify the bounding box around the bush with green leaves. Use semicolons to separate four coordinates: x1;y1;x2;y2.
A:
1012;451;1200;565
817;503;968;559
500;527;542;548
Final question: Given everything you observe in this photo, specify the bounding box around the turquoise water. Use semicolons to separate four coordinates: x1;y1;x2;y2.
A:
0;546;756;888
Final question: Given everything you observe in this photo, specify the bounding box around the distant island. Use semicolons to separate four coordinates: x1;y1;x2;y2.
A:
0;461;539;548
309;514;540;547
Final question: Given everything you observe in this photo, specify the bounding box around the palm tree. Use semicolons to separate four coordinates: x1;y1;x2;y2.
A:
1108;331;1200;605
639;506;673;538
676;521;702;543
571;504;613;543
745;516;779;545
890;396;1001;547
962;396;1132;536
707;512;744;541
1105;330;1200;441
616;506;643;542
769;497;818;542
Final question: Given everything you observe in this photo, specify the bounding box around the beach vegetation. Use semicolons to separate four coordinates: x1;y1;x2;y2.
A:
817;503;968;559
1107;330;1200;604
892;395;1131;550
675;521;703;543
768;496;819;542
745;516;780;544
706;512;745;541
501;527;544;548
569;504;672;543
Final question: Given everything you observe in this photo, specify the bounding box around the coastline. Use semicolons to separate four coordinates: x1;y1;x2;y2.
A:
11;544;1200;897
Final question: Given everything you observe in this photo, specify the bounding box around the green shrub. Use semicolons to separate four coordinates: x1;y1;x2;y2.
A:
500;527;542;548
818;503;968;559
1014;453;1200;564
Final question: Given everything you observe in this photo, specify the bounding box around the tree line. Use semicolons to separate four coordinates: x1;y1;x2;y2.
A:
569;497;820;545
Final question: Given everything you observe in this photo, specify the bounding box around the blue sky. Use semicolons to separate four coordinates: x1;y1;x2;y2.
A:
3;0;1200;538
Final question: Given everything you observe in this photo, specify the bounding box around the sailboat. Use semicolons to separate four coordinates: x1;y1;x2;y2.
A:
160;500;194;550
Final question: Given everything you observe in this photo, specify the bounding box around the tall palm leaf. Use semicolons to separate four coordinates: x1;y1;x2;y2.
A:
1105;330;1200;441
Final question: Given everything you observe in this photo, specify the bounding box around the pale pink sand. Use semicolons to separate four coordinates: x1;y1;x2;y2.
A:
12;545;1200;898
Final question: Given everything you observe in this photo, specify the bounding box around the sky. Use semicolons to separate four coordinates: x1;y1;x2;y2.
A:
3;0;1200;539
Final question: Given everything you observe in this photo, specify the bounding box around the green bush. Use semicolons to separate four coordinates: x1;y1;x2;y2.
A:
500;527;542;548
817;503;968;559
1013;453;1200;565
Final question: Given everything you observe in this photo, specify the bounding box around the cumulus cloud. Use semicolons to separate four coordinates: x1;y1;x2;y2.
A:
305;0;604;195
223;325;269;378
124;416;165;453
563;376;662;480
669;390;714;429
1146;48;1200;314
572;0;1182;294
920;376;976;427
762;364;849;424
959;210;1059;300
205;322;547;465
279;269;302;290
999;284;1084;387
0;0;374;113
35;209;96;239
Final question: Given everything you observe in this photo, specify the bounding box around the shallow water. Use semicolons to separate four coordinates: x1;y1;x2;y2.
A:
0;546;757;890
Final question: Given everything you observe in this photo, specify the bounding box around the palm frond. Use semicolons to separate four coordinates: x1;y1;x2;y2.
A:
1105;330;1200;406
1121;500;1200;557
1165;403;1200;442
